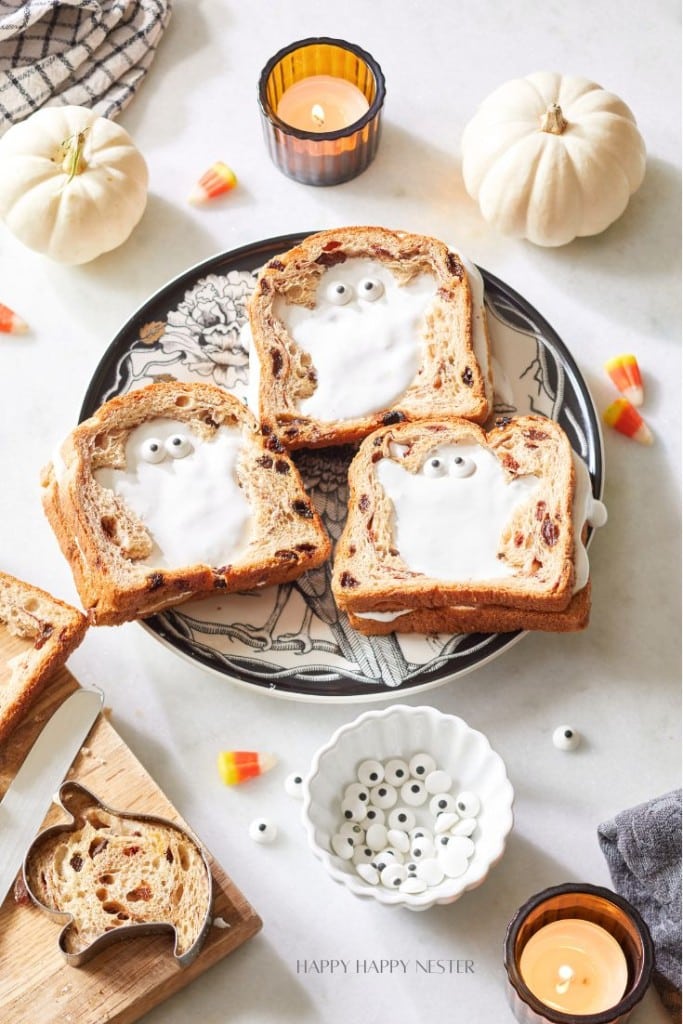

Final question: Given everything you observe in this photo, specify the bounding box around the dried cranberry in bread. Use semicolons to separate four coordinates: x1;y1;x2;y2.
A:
249;226;491;449
0;572;87;742
24;782;212;964
333;415;585;618
41;381;331;626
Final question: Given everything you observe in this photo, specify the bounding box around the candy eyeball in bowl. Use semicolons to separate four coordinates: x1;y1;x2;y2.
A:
302;705;514;911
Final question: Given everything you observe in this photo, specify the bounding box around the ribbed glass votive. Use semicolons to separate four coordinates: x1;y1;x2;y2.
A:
504;884;654;1024
258;37;386;186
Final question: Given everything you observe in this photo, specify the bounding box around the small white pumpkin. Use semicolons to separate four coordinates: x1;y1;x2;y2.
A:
461;72;646;247
0;105;148;264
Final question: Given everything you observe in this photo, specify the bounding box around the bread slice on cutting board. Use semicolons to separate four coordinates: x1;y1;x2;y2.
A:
0;572;87;743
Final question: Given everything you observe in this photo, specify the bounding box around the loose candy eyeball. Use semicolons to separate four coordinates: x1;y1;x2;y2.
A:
369;782;398;810
358;759;385;787
339;822;364;845
388;807;415;831
381;863;407;889
361;806;386;828
409;753;436;779
454;791;481;817
429;793;457;816
357;862;380;885
553;725;581;751
249;818;277;844
344;782;370;804
400;780;428;807
425;770;453;794
384;758;410;785
331;833;356;860
284;772;305;798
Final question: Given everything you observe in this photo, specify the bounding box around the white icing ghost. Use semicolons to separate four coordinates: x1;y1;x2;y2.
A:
376;443;540;580
273;259;437;422
94;418;252;569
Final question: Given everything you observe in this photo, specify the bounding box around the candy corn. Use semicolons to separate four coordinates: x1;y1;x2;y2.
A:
603;398;653;445
217;750;277;786
605;354;644;407
0;302;28;334
188;161;237;204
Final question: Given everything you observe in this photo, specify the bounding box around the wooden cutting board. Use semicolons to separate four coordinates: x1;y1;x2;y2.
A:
0;656;262;1024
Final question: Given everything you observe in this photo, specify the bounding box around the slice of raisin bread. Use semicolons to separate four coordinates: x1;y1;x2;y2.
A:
332;416;597;619
249;226;491;449
347;583;592;635
0;573;87;743
24;781;212;964
41;381;331;626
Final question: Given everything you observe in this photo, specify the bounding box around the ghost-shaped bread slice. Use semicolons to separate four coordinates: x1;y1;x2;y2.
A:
332;415;606;630
249;227;491;449
23;781;212;966
41;382;331;625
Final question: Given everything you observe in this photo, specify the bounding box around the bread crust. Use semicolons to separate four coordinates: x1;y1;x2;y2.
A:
332;415;577;615
249;226;491;449
41;382;331;626
0;572;87;742
347;582;591;635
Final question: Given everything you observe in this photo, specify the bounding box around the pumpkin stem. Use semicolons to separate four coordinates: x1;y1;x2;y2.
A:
540;103;568;135
61;129;89;181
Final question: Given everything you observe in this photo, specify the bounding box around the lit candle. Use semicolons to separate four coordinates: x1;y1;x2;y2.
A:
504;883;654;1024
258;38;386;186
519;919;629;1015
276;75;370;133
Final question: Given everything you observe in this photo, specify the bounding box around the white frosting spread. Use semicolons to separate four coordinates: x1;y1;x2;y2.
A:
357;448;608;620
571;452;607;591
273;259;436;422
376;442;540;581
94;419;252;569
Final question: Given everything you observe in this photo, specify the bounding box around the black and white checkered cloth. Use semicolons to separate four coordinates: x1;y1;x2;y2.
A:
0;0;171;135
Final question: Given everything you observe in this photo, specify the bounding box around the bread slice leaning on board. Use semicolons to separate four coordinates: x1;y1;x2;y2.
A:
41;381;331;626
0;572;87;742
249;226;492;449
332;415;607;634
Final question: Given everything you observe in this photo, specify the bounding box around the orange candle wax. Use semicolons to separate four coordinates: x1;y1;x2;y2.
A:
276;75;369;132
520;918;629;1016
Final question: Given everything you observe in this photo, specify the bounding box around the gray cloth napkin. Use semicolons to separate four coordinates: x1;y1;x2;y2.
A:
598;789;682;1022
0;0;171;135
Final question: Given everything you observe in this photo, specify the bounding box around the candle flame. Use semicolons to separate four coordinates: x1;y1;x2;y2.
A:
555;964;575;995
311;103;326;127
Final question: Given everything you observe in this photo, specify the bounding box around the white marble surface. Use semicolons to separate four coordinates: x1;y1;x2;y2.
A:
0;1;680;1021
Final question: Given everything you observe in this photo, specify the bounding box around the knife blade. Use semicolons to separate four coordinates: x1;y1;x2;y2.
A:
0;686;103;906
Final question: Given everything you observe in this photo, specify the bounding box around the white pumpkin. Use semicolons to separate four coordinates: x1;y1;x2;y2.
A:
0;105;148;264
461;72;646;247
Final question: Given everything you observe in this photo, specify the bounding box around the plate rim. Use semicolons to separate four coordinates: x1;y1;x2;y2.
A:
79;231;605;703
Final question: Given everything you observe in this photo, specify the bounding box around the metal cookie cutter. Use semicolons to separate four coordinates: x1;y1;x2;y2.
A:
23;780;214;968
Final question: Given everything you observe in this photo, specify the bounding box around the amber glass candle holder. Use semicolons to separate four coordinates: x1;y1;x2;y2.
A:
504;884;654;1024
258;37;386;186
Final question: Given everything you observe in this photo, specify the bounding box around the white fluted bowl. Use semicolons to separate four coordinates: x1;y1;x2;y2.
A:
302;705;514;910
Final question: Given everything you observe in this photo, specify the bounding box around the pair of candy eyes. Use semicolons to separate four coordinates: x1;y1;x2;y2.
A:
423;456;476;479
325;278;384;305
140;435;192;463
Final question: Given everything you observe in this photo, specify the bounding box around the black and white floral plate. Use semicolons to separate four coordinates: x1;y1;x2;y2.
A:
81;233;604;702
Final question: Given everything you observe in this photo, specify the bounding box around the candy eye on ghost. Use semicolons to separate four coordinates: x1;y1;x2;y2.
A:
450;456;476;478
140;438;165;463
165;434;193;459
326;281;354;305
423;457;447;478
358;277;384;302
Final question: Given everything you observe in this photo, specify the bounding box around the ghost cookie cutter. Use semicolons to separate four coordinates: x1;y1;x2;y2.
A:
23;780;214;968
